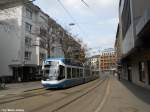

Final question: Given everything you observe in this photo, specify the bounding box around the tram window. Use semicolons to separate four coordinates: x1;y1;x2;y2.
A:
88;70;90;76
80;69;83;77
85;69;87;77
72;68;76;78
67;67;71;79
77;69;80;78
58;65;65;80
86;69;90;77
84;69;86;77
45;70;49;74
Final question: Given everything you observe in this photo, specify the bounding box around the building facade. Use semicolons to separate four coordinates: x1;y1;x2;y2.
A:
100;48;117;72
116;0;150;89
115;25;123;64
0;0;49;82
0;0;84;82
88;55;100;70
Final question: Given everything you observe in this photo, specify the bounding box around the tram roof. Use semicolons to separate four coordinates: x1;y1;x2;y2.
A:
45;58;65;61
45;58;83;67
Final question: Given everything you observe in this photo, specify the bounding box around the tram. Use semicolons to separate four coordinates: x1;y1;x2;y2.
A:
41;58;99;89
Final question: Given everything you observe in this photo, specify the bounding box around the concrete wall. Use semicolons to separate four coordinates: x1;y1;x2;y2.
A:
122;25;134;55
35;37;47;65
132;0;150;21
0;5;23;76
121;0;150;55
119;0;125;15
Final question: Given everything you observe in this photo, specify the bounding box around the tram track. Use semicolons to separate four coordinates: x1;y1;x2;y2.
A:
0;78;100;105
0;88;53;105
29;78;107;112
52;78;109;112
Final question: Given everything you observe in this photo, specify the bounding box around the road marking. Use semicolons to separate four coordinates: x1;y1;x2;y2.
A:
0;95;5;97
95;79;110;112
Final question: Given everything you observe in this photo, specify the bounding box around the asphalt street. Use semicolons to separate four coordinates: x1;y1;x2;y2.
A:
0;76;150;112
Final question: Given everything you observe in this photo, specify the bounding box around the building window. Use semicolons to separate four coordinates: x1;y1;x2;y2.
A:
25;37;32;47
40;28;47;37
40;53;46;60
121;0;131;38
139;62;146;82
25;22;32;33
24;51;32;60
26;8;32;19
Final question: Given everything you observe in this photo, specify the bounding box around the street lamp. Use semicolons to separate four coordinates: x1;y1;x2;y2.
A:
69;23;75;26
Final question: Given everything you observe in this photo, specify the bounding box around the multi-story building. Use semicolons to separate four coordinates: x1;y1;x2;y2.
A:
0;0;85;82
115;25;122;64
115;25;123;74
0;0;49;82
100;48;117;71
88;55;100;70
116;0;150;89
59;32;85;62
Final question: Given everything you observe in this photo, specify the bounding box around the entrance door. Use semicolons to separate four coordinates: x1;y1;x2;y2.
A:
148;61;150;85
127;65;132;82
13;67;18;82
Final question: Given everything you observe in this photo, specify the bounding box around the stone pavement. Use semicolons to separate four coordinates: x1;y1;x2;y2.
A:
102;77;150;112
0;81;42;97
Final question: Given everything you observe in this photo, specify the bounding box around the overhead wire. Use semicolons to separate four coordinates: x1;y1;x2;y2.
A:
56;0;88;38
81;0;90;8
80;0;101;20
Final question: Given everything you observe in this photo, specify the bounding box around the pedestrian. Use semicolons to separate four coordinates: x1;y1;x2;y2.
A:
18;77;21;82
118;71;121;80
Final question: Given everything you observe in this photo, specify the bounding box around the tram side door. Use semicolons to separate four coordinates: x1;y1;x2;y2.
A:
148;61;150;85
58;65;65;80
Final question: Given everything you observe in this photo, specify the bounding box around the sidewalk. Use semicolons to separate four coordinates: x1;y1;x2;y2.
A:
102;77;150;112
0;81;42;96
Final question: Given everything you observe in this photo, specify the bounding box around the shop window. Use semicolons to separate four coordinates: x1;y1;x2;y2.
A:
24;51;32;60
139;62;146;82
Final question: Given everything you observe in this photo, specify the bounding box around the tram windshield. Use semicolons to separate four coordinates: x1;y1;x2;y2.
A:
43;61;59;80
44;61;59;68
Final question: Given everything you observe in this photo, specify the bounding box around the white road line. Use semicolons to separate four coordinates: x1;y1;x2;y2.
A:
95;79;110;112
0;95;5;97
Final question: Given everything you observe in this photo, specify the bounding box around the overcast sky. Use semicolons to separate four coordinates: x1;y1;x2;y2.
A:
34;0;119;54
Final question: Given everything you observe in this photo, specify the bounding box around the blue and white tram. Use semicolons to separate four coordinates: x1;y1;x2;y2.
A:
41;58;98;89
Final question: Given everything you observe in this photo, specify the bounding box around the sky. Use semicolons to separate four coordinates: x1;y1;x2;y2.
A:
34;0;119;55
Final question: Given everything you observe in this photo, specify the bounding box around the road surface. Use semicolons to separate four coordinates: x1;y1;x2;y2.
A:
0;76;150;112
